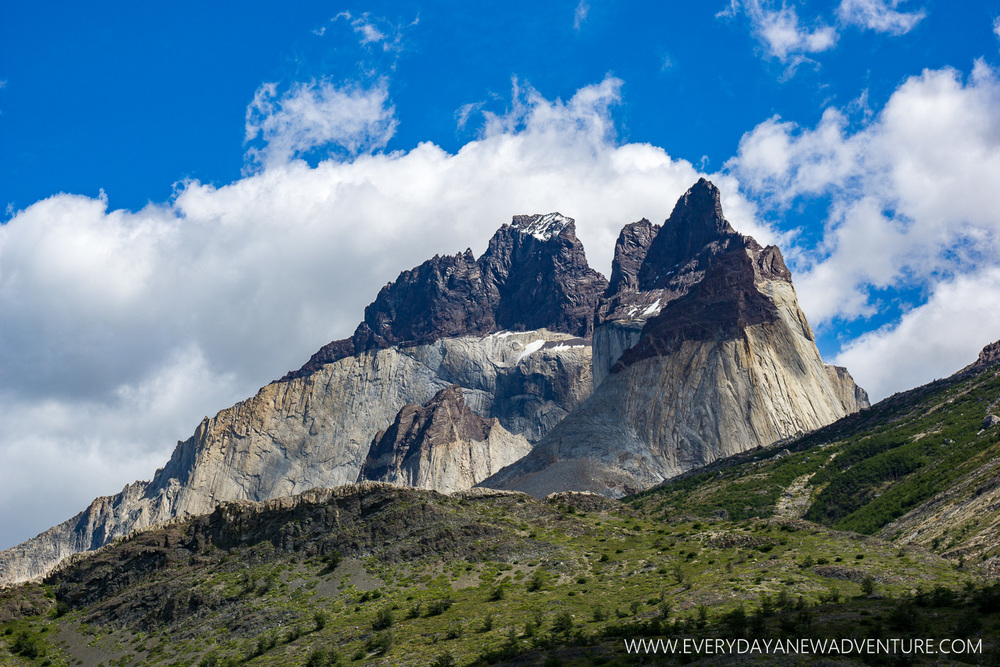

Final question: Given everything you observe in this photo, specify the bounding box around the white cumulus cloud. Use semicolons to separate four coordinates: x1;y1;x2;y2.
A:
834;269;1000;400
729;60;1000;397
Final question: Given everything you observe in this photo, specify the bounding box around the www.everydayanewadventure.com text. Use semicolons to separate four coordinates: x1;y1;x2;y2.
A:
623;637;983;656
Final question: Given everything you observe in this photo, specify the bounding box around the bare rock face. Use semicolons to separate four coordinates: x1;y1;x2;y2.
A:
482;179;870;498
358;385;532;492
479;214;607;338
0;329;591;586
606;218;660;295
289;213;607;378
968;339;1000;372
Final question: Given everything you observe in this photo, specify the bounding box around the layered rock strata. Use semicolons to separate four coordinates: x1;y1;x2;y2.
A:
482;179;869;498
0;214;605;586
358;385;532;492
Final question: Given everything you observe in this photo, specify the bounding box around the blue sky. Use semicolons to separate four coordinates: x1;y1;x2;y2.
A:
2;0;1000;550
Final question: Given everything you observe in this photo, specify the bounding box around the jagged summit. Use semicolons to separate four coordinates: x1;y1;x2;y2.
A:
480;213;607;339
593;180;790;385
605;218;660;296
975;339;1000;369
638;178;736;291
482;180;869;498
289;213;607;379
510;212;573;241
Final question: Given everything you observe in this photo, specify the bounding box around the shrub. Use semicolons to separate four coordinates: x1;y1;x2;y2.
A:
313;610;327;631
11;631;41;659
724;604;748;638
552;611;574;636
320;551;342;572
430;653;456;667
527;569;548;592
426;598;453;616
446;621;463;639
306;649;339;667
479;613;494;633
365;630;392;655
372;606;394;631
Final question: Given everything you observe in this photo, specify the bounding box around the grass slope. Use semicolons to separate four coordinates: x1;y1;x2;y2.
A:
0;485;993;666
631;361;1000;565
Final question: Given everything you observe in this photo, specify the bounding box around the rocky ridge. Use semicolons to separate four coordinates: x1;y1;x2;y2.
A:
482;179;869;498
0;214;605;587
358;385;532;492
288;213;606;378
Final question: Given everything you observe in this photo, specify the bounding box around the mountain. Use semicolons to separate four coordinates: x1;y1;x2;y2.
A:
0;214;605;587
357;385;532;492
632;336;1000;574
288;212;606;376
482;179;868;498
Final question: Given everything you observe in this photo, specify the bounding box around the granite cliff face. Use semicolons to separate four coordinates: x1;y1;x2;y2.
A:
482;180;869;498
0;215;604;586
358;385;531;492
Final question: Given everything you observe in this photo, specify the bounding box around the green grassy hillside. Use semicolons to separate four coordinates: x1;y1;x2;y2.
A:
630;360;1000;566
0;484;994;666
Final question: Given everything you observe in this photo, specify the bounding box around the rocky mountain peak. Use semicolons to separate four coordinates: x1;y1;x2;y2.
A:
286;215;607;379
960;338;1000;375
976;339;1000;368
638;178;737;291
485;179;869;498
510;212;574;241
479;213;607;338
606;218;660;295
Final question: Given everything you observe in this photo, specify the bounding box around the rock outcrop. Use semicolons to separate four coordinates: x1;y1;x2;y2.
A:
961;338;1000;374
482;179;869;498
358;385;531;492
288;213;607;378
0;214;605;586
